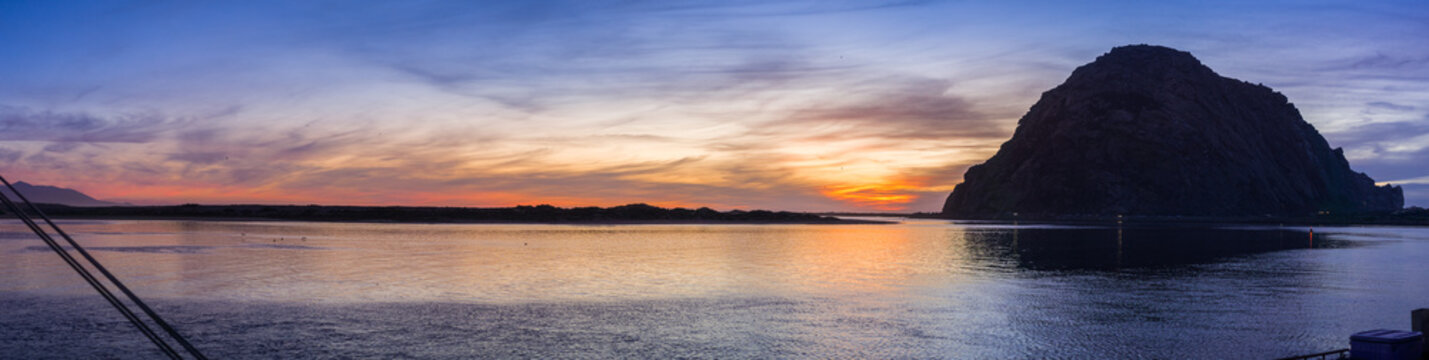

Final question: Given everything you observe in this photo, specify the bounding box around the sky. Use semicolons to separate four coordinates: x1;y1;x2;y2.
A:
1;0;1427;212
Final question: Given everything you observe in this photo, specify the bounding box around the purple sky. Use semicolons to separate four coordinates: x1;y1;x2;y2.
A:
2;1;1427;211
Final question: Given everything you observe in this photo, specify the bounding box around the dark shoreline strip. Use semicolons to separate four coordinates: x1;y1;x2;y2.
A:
2;203;890;225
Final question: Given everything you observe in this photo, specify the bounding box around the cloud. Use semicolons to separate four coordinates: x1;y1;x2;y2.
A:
1321;53;1429;73
630;0;939;17
311;1;904;117
1367;101;1415;112
0;147;22;164
165;152;228;165
0;105;175;143
828;162;974;211
368;35;843;111
182;152;842;210
1381;175;1429;186
6;1;1427;213
2;2;997;211
756;77;1013;142
1323;113;1429;178
1326;119;1429;146
1387;183;1429;208
41;142;82;153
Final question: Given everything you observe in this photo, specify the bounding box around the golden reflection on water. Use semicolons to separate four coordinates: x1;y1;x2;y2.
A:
0;221;981;303
1;220;1333;305
5;220;1424;359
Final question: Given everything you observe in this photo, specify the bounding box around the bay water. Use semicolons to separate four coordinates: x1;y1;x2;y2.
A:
1;219;1425;358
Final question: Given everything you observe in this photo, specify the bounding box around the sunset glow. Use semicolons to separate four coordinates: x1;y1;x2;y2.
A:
2;1;1427;211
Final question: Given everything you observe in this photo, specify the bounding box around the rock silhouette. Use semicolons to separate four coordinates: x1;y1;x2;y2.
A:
943;45;1403;218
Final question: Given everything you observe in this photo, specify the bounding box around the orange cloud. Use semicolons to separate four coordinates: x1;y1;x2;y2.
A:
820;182;919;211
817;169;969;211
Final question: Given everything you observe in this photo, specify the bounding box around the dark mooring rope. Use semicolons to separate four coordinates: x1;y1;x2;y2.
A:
1;176;205;359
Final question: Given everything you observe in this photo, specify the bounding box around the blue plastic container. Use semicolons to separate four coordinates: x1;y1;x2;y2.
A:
1350;329;1423;360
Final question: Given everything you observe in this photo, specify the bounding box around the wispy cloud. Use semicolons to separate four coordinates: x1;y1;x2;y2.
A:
1318;53;1429;74
0;147;22;164
0;105;176;143
1380;175;1429;186
1366;102;1416;112
764;78;1012;141
3;0;1429;210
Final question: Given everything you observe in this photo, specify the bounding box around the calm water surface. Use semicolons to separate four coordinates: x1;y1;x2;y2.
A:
1;219;1426;359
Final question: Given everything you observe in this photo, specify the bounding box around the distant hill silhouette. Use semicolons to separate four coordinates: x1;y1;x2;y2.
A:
18;203;881;224
0;181;119;207
944;45;1403;219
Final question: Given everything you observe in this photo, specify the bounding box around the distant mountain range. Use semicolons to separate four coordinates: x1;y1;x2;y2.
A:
0;181;121;207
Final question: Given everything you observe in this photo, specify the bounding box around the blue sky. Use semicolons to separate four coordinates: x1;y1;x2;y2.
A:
1;0;1427;210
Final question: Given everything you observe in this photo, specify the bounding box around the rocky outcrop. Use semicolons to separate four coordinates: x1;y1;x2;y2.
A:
943;45;1403;218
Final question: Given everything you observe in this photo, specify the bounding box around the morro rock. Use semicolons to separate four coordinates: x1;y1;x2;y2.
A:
943;45;1403;218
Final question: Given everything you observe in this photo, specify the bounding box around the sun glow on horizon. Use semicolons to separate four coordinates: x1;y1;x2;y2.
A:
2;1;1427;210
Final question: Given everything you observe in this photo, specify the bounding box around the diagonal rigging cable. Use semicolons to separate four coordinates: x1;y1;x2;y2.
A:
0;186;180;359
1;176;207;360
1;177;208;359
